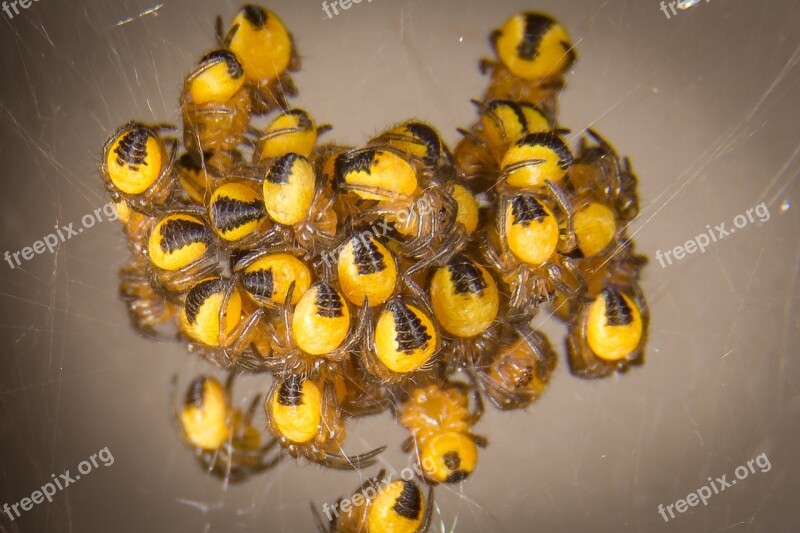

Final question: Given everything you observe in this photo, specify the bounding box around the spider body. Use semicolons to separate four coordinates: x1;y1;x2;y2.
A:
176;374;280;483
481;12;576;117
101;122;178;214
399;383;487;484
221;4;300;113
264;376;385;469
181;50;251;155
567;282;649;378
312;469;433;533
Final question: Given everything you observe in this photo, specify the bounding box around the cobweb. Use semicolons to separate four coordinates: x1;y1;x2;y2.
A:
0;0;799;532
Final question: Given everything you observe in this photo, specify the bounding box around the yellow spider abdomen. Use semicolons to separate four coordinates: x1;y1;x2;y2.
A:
336;149;417;201
257;109;319;160
501;132;572;188
104;124;165;195
148;213;211;271
180;376;230;450
186;50;245;105
374;121;449;168
226;5;293;84
505;194;559;265
451;184;479;234
337;233;397;307
586;287;643;361
374;299;437;373
269;376;322;444
573;202;616;257
262;153;316;225
482;100;551;154
430;255;499;338
180;278;242;347
292;282;350;355
420;432;477;483
209;182;267;242
367;480;426;533
241;253;312;307
495;12;575;81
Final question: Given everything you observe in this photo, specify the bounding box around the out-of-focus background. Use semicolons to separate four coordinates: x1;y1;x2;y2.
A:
0;0;798;531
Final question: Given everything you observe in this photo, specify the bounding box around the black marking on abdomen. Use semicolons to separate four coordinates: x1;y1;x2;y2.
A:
447;255;487;295
510;194;548;226
242;4;268;28
160;218;211;254
601;287;633;326
199;49;243;79
314;283;344;318
404;122;441;167
277;375;304;406
443;451;470;482
184;377;207;408
286;109;312;131
211;196;265;233
517;132;573;170
392;481;422;520
335;149;375;184
488;100;528;132
115;127;151;168
387;299;431;354
517;13;553;61
351;234;387;275
242;268;274;299
267;153;299;184
185;278;226;324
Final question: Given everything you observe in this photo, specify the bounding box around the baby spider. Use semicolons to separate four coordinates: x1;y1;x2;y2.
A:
253;108;332;163
266;280;367;375
358;295;441;384
101;121;178;214
454;99;557;192
571;128;640;223
178;276;268;369
207;180;275;250
334;230;399;309
264;375;385;470
174;372;280;484
398;382;487;484
473;324;557;410
218;4;300;114
482;190;586;319
146;209;220;294
480;12;577;117
311;469;433;533
335;146;466;271
261;152;340;252
181;49;251;156
428;254;501;370
368;120;455;178
566;281;649;379
233;247;314;311
118;254;176;340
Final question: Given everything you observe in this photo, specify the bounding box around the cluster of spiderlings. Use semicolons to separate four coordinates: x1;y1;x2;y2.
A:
98;6;648;531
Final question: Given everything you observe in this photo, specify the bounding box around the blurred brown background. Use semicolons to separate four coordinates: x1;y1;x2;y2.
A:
1;0;798;531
